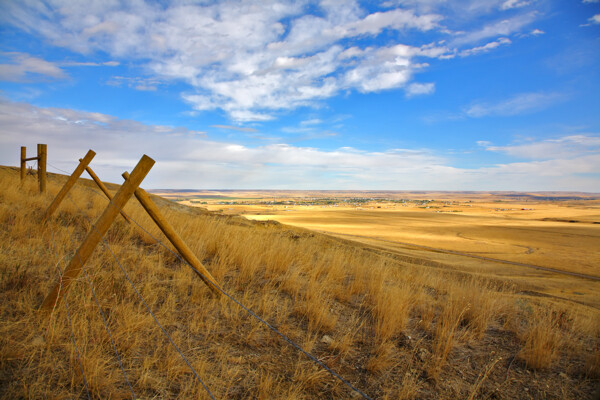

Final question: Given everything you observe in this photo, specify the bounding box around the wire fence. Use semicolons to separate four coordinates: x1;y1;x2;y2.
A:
64;221;137;398
43;161;372;400
48;228;92;400
60;191;216;399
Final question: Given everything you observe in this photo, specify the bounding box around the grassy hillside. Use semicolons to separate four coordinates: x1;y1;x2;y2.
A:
0;166;598;399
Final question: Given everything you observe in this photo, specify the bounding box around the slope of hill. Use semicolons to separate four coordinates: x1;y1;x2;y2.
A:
0;166;598;399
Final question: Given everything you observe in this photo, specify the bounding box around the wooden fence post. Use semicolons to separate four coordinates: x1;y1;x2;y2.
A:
80;159;133;224
38;144;47;193
81;160;157;244
42;150;96;223
122;172;222;296
41;155;155;312
20;147;26;182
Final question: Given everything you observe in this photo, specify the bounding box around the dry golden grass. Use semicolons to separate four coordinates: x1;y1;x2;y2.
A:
1;166;599;399
517;307;564;370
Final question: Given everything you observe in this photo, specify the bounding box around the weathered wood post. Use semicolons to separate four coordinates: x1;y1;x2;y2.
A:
80;159;133;224
42;150;96;223
123;172;221;296
20;147;26;182
81;160;157;244
41;155;155;312
38;144;47;193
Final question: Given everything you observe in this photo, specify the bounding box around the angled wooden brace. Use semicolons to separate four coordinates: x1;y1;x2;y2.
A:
42;150;96;223
80;160;157;245
122;172;221;296
41;155;155;312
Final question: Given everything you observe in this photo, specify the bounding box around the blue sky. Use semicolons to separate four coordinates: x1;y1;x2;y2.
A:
0;0;599;191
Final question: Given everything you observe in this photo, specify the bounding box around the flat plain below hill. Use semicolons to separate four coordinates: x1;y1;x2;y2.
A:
162;189;600;309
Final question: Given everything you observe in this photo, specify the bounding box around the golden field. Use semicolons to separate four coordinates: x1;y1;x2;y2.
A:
1;167;599;399
170;190;600;309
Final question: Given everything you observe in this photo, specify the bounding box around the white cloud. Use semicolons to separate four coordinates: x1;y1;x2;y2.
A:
228;110;275;123
107;76;162;92
530;28;545;35
465;92;564;117
405;82;435;97
480;135;600;159
579;14;600;26
1;98;598;191
300;119;323;126
478;155;600;184
0;52;67;82
211;125;259;133
61;60;120;67
0;97;445;188
501;0;531;10
0;0;532;121
588;14;600;24
385;0;528;16
452;12;538;45
459;37;511;56
134;85;157;92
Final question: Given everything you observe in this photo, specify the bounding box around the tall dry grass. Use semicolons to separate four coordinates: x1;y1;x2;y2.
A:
0;166;598;399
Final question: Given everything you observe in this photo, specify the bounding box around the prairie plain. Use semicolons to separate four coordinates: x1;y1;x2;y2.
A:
163;189;600;308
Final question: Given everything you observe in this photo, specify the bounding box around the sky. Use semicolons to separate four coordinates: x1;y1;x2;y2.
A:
0;0;599;191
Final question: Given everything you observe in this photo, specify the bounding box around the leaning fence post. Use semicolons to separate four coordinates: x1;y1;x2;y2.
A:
38;144;47;193
122;172;222;296
41;155;155;312
82;160;157;245
42;150;96;223
80;159;133;224
20;147;26;182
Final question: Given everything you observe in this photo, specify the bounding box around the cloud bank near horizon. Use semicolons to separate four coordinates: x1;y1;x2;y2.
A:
1;98;598;191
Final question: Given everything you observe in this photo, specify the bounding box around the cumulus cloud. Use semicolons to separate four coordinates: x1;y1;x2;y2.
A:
385;0;530;15
0;52;67;82
0;52;120;83
464;92;564;117
61;60;120;67
451;12;538;45
405;82;435;97
579;13;600;26
459;37;511;56
300;119;323;126
211;125;259;133
1;1;444;120
587;14;600;24
0;97;446;188
0;0;539;121
480;135;600;160
1;97;598;191
500;0;531;10
106;76;162;92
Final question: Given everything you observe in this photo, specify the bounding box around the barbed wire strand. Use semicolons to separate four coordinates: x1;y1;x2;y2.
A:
61;194;216;400
48;228;92;400
46;162;71;175
46;162;371;400
61;214;137;399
